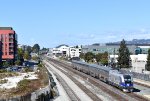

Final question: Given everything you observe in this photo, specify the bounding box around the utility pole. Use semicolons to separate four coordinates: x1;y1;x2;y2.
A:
113;48;115;64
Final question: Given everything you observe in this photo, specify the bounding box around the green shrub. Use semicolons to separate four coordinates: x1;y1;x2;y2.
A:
38;64;43;67
17;79;31;91
15;60;21;66
0;69;7;73
3;61;10;67
32;56;39;61
0;79;8;84
24;68;33;72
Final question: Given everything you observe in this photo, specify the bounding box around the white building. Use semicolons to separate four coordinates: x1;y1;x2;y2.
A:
50;44;81;58
69;47;81;58
109;55;118;63
130;54;147;73
109;54;148;73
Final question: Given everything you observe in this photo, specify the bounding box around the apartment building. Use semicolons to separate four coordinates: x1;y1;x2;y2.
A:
0;27;17;61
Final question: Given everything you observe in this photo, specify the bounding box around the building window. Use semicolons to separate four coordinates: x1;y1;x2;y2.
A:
9;52;13;55
93;49;97;51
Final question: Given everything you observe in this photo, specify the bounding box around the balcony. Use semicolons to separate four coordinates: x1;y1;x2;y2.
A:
9;49;14;52
9;34;14;39
9;40;13;43
9;52;14;55
9;45;14;47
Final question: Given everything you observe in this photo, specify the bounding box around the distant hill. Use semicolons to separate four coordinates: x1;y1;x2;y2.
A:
106;39;150;45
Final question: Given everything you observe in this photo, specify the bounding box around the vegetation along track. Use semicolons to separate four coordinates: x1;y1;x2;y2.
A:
47;58;150;101
47;60;102;101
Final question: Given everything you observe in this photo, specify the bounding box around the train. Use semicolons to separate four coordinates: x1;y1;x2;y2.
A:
71;60;134;92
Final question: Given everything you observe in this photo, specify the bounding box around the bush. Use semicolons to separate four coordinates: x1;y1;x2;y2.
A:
15;60;21;66
32;56;39;61
17;79;31;91
24;68;33;72
0;69;7;73
3;61;10;67
38;63;43;68
0;79;8;84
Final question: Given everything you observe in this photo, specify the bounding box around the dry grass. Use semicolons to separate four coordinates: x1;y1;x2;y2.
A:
11;79;41;96
0;72;19;79
0;79;8;84
0;64;49;99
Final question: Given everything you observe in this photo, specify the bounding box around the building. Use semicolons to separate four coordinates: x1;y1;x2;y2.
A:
50;44;81;58
69;47;81;58
130;54;147;73
137;46;150;54
82;43;150;55
20;45;28;51
82;44;137;55
109;55;118;63
82;43;150;73
0;27;17;61
0;42;2;64
53;44;69;57
108;54;147;73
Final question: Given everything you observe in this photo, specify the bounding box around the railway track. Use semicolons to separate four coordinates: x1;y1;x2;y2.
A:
46;61;102;101
134;82;150;88
46;58;150;101
45;64;80;101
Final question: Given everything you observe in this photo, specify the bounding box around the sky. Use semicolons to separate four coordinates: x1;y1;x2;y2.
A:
0;0;150;48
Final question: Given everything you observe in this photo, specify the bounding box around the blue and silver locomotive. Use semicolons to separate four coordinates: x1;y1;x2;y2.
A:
109;70;133;92
72;60;134;92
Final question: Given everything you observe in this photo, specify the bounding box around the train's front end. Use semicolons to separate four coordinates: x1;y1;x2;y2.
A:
120;75;134;92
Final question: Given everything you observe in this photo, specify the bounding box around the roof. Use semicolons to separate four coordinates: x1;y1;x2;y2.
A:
56;44;69;48
72;60;112;72
0;27;13;30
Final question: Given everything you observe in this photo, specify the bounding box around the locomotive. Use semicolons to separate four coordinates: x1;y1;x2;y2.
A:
72;60;133;92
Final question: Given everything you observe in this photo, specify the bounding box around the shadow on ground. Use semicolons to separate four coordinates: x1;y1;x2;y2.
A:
133;88;141;92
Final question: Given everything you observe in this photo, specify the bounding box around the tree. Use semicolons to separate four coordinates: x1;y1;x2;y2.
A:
79;53;85;59
146;49;150;71
17;48;24;61
101;52;108;66
117;39;131;68
24;52;30;60
17;48;24;65
84;52;94;62
15;60;21;66
26;46;32;53
32;56;39;61
3;61;10;67
75;45;79;48
32;44;40;53
95;53;102;63
41;47;47;51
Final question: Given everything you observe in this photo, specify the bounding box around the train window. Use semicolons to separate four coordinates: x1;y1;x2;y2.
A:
124;75;131;83
124;75;131;80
